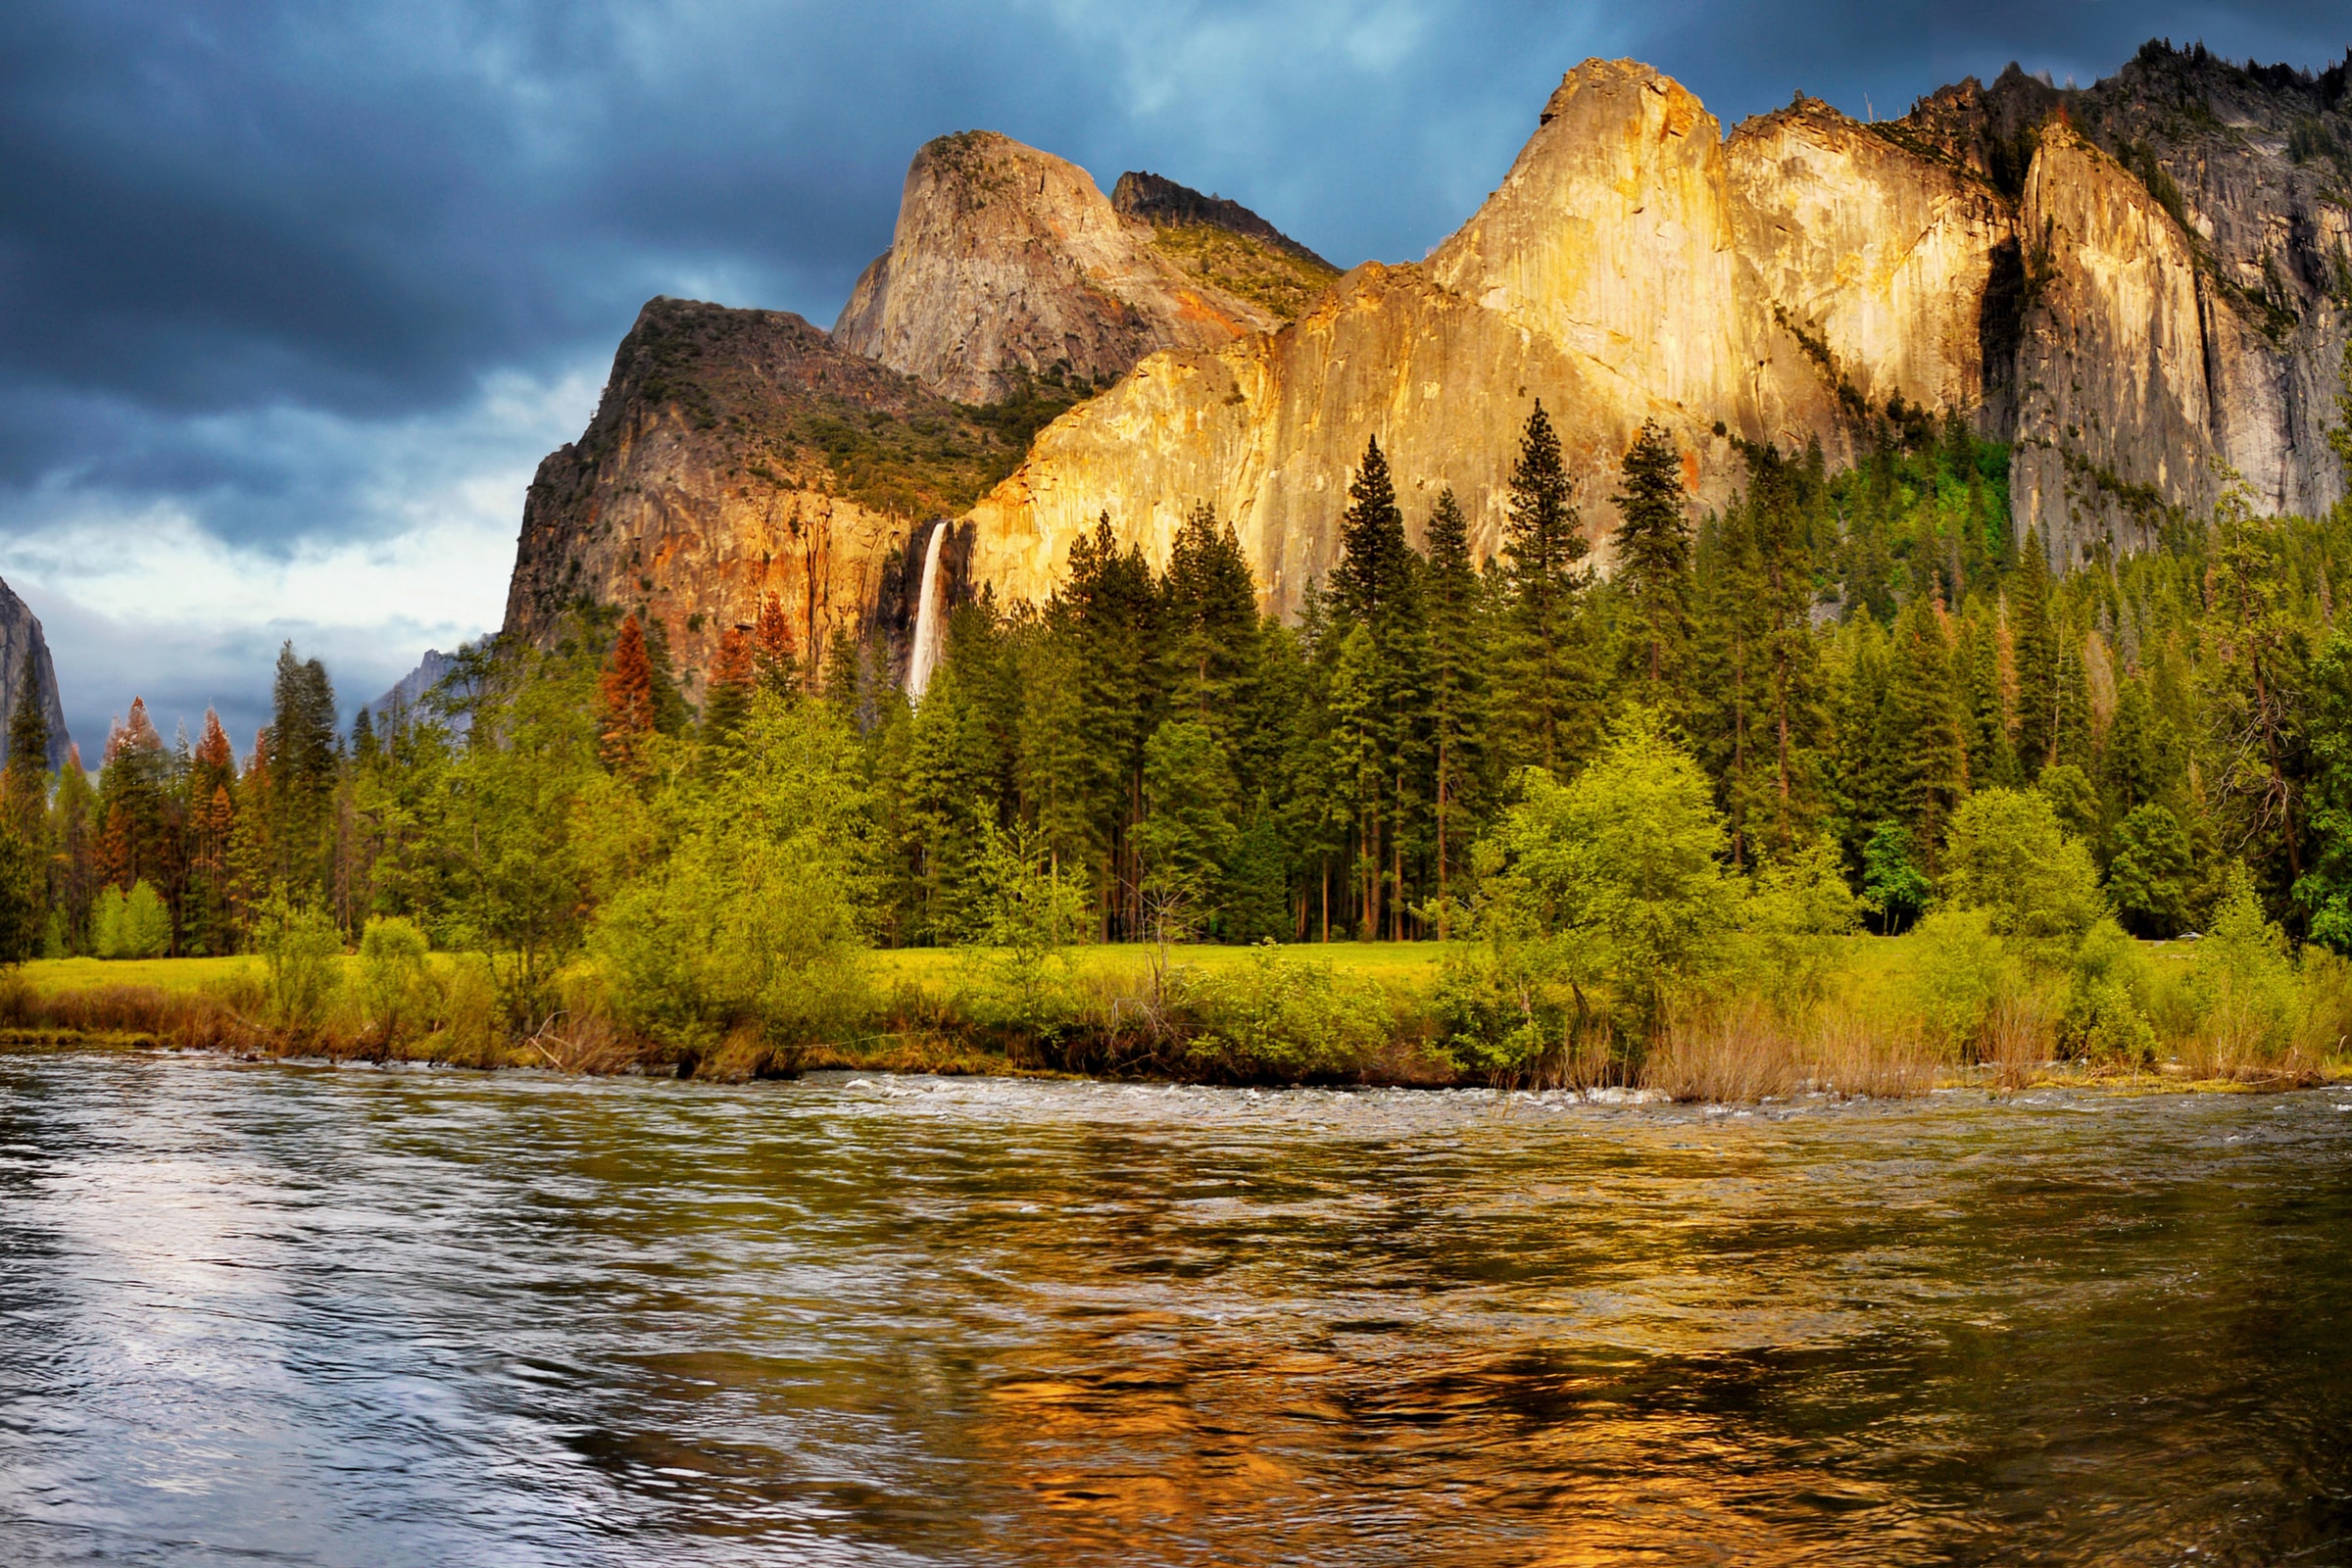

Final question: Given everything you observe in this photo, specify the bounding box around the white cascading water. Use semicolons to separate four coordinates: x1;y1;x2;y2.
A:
906;520;948;701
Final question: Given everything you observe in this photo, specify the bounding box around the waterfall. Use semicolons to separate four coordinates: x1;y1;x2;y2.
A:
906;520;948;700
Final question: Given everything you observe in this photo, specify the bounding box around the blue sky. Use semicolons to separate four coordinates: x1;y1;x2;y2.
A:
3;0;2346;749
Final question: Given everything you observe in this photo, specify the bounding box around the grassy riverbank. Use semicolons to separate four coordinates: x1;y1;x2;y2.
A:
2;933;2341;1099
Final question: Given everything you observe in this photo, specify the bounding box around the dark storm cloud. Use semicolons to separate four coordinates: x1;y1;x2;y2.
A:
0;0;2345;746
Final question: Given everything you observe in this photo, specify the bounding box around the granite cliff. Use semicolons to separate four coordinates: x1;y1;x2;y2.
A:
501;298;1039;693
0;576;71;769
507;43;2352;682
965;60;2026;612
962;47;2352;606
832;132;1325;403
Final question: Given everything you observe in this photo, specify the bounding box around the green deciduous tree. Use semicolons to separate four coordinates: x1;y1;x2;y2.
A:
1941;786;2104;954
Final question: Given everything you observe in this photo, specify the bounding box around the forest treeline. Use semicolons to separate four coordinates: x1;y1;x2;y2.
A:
3;381;2351;1083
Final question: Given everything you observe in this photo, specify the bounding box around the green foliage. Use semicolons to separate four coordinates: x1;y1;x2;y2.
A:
1454;712;1735;1057
122;881;170;959
1610;418;1693;697
2059;919;2158;1065
1138;718;1235;936
257;894;343;1032
1941;788;2105;953
1903;906;2020;1055
1498;400;1589;770
91;886;122;959
2190;862;2300;1060
961;819;1089;1041
1860;820;1933;933
589;691;873;1056
0;825;43;965
357;915;432;1046
1740;833;1862;1014
1173;943;1393;1079
2109;804;2193;938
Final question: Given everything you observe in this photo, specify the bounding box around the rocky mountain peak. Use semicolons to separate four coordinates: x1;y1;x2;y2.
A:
831;130;1281;404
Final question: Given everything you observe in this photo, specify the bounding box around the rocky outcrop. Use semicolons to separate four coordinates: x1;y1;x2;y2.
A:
1112;172;1341;322
501;298;1035;690
965;61;2025;612
962;49;2352;600
832;132;1286;403
507;44;2352;674
1903;48;2352;553
0;577;70;769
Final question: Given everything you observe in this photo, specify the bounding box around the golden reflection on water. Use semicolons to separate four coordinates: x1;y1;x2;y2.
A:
1;1060;2348;1565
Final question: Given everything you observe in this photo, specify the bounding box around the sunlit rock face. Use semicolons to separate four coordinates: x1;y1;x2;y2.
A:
510;45;2352;670
503;299;1005;693
832;131;1279;404
964;60;2022;613
1725;97;2017;428
962;49;2352;602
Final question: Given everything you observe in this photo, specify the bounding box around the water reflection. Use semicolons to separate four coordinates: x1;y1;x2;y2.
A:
1;1057;2348;1564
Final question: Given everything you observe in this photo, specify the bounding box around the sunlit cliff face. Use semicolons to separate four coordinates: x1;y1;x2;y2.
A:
963;56;2348;613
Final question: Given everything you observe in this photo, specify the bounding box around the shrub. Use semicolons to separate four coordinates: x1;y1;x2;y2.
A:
256;895;344;1034
2187;862;2300;1071
1904;906;2021;1056
1942;788;2104;956
358;916;432;1048
1172;943;1388;1079
2058;918;2157;1066
1740;833;1863;1014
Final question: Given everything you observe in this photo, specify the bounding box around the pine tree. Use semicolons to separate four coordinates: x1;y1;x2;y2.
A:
1499;401;1589;770
268;644;339;901
702;625;757;746
599;614;658;771
1882;596;1971;870
1421;489;1487;923
753;592;798;695
1611;419;1693;700
2012;528;2058;775
1332;437;1415;630
1161;503;1260;756
50;746;94;952
4;653;51;842
1955;597;2018;789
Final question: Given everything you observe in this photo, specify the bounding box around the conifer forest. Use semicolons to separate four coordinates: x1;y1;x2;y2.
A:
11;384;2352;1086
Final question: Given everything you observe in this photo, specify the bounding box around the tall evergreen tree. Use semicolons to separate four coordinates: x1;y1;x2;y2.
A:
1421;490;1488;922
599;615;658;771
2012;528;2058;775
1610;419;1693;700
3;653;50;844
1499;401;1589;770
1881;597;1971;870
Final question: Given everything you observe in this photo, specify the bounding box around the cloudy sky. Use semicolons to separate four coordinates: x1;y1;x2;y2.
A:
4;0;2347;750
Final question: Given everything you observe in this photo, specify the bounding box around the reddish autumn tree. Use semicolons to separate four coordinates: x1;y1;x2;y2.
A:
753;592;797;694
600;614;658;769
702;625;757;745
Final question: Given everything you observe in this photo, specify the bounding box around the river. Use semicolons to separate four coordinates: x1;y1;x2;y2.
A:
1;1051;2348;1565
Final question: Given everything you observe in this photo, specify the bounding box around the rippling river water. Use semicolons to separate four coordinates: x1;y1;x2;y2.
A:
2;1052;2349;1565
